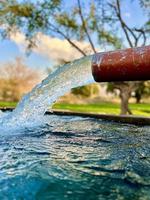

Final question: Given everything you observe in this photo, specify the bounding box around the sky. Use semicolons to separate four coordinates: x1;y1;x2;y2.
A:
0;0;148;71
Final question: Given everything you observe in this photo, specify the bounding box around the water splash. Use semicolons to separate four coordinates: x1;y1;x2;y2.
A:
0;55;94;127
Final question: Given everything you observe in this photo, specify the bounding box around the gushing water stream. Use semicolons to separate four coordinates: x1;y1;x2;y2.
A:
0;55;94;127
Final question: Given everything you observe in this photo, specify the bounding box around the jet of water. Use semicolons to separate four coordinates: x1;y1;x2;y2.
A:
0;55;95;127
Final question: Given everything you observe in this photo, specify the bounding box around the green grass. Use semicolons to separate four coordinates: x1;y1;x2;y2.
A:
0;101;18;108
0;101;150;117
53;102;150;117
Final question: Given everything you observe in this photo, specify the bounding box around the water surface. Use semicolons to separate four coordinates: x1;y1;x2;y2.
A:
0;114;150;200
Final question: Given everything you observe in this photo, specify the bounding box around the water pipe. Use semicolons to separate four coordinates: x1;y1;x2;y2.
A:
92;45;150;82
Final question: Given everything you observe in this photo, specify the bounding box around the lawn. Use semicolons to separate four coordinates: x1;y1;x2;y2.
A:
0;101;18;108
53;102;150;117
0;101;150;117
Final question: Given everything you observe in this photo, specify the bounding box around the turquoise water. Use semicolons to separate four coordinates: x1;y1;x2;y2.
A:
0;114;150;200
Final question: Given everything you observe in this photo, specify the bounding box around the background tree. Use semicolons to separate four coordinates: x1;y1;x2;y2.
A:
71;83;100;99
0;57;41;101
134;81;150;103
104;0;150;114
0;0;149;114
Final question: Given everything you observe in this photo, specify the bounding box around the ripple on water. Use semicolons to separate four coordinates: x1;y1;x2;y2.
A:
0;115;150;200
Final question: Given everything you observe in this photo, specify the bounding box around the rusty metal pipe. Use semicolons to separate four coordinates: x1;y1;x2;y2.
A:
92;45;150;82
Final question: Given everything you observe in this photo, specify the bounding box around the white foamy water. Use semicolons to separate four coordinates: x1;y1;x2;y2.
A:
0;55;94;128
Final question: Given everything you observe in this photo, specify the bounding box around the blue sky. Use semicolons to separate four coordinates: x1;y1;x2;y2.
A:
0;39;52;70
0;0;148;70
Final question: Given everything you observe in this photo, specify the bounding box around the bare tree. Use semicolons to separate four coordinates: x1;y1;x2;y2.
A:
0;57;41;101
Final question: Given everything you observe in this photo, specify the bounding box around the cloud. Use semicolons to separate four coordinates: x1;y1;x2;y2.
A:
10;31;29;55
10;31;93;64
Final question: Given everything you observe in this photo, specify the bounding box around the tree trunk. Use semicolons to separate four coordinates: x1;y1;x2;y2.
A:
120;88;132;115
136;96;141;104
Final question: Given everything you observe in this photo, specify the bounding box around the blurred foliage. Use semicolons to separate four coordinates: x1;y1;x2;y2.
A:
71;83;100;98
0;0;122;49
0;0;149;50
0;0;61;47
0;0;149;49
